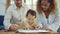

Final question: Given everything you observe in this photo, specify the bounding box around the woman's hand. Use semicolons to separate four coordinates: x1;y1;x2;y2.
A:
35;25;40;30
42;28;53;32
9;24;19;31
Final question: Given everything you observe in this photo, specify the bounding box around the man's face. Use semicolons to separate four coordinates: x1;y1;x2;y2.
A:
14;0;22;7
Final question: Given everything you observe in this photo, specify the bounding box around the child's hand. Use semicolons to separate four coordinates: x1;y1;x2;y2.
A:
35;25;40;30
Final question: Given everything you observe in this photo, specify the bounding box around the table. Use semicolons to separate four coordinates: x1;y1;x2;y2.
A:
0;30;59;34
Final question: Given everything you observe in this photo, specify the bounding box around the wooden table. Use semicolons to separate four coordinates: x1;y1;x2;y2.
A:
0;30;59;34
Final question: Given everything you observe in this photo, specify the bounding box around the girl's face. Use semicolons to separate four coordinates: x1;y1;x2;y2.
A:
41;0;50;11
27;13;36;25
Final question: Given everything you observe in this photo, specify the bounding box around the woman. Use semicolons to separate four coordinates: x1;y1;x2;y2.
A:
36;0;60;32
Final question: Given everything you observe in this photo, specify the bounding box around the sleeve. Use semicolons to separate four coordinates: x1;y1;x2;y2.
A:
47;10;60;32
36;12;43;28
3;7;12;30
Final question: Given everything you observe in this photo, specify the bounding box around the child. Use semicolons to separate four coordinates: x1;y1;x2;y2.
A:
19;9;40;30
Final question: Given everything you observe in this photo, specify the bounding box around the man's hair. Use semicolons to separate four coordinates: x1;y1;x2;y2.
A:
26;9;36;18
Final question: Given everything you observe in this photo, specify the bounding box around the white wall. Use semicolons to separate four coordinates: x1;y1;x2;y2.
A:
0;0;6;15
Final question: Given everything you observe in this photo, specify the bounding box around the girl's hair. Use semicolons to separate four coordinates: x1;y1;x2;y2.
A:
26;9;36;18
36;0;57;14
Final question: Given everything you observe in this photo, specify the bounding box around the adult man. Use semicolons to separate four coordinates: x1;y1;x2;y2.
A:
4;0;29;31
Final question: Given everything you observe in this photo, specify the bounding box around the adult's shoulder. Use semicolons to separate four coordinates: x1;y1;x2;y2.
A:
7;4;16;11
6;4;16;13
22;3;28;7
22;3;30;10
55;8;60;16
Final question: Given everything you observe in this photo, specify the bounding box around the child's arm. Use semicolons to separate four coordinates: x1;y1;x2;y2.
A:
19;22;26;29
19;21;30;30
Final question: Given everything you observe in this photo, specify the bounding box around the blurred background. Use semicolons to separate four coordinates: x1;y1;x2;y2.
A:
0;0;60;15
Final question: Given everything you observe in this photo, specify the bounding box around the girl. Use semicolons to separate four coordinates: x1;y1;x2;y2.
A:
19;9;40;30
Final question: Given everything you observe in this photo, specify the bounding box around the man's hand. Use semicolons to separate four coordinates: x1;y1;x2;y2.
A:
10;24;19;31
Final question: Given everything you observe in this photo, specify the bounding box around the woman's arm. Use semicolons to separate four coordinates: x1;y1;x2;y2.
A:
47;10;60;32
36;12;43;28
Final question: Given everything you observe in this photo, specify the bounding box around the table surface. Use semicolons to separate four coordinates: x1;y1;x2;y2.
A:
0;30;59;34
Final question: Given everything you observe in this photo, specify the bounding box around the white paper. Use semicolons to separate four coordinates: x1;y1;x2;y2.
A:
17;29;49;33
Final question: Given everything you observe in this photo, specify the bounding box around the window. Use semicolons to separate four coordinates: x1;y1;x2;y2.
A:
25;0;37;10
11;0;25;4
11;0;14;4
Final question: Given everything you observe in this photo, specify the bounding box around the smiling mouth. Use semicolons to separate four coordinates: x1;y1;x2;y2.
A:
42;4;48;6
